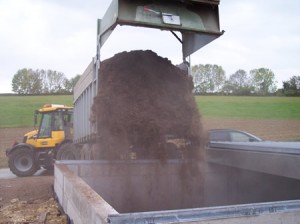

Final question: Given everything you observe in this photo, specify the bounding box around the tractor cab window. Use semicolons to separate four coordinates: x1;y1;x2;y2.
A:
63;110;73;140
38;111;64;138
62;111;73;127
53;111;64;131
39;113;52;138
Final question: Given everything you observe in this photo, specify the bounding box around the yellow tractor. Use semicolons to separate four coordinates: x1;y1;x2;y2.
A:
6;104;76;177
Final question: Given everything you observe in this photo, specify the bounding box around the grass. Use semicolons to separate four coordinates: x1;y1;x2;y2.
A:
196;96;300;120
1;95;299;128
0;95;73;128
0;95;300;168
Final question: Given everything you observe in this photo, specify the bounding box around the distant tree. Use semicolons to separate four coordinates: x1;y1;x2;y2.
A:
212;65;226;92
192;64;226;94
192;64;211;94
44;70;67;94
12;69;43;94
64;74;81;94
249;68;277;95
222;69;253;95
12;68;79;95
36;69;48;93
282;75;300;96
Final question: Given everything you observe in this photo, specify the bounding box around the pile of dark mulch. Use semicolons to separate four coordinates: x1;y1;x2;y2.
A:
91;50;206;160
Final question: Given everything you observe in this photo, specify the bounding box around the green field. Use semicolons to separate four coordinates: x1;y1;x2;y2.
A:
0;95;73;128
196;96;300;120
0;95;300;168
0;95;300;128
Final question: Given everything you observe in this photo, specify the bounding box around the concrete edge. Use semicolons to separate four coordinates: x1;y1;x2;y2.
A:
54;163;118;224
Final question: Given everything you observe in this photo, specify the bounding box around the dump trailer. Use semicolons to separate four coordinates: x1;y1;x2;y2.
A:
6;104;73;177
54;0;300;223
72;0;224;148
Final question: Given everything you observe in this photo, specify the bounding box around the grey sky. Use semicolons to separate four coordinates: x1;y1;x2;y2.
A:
0;0;299;93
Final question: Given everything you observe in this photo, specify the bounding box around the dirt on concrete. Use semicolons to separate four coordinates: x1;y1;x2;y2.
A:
0;176;67;223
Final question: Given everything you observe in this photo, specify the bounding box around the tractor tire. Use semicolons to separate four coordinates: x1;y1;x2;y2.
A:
56;143;79;160
8;147;38;177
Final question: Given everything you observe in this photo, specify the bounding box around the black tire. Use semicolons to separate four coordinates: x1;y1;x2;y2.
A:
8;148;38;177
56;143;79;160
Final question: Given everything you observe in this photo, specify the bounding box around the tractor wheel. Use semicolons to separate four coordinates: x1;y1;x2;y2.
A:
56;143;79;160
8;148;38;177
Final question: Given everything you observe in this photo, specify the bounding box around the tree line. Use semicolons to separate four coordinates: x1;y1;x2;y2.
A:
192;64;300;96
11;65;299;96
12;68;80;95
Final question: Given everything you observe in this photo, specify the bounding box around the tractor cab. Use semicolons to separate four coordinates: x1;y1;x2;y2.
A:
29;104;74;148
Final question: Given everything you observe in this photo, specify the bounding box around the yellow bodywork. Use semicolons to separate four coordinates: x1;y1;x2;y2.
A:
26;130;66;149
38;104;73;113
24;104;73;150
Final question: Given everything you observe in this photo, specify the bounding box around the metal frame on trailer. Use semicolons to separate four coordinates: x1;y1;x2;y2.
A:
73;61;97;144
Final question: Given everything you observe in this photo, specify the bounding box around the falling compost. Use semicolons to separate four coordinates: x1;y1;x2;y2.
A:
91;50;206;161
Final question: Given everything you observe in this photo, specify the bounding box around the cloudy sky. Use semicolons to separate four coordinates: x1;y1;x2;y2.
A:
0;0;299;93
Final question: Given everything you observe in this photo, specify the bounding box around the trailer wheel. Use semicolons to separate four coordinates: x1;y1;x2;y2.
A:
56;143;78;160
8;147;37;177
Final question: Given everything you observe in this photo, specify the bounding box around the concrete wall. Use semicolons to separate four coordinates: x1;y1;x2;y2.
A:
61;160;300;211
204;163;300;206
108;200;300;224
54;160;300;223
65;160;205;213
54;163;118;224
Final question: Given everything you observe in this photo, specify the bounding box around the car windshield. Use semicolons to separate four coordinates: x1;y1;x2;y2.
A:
210;130;262;142
230;132;254;142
